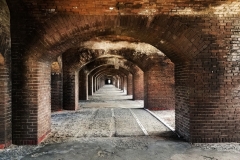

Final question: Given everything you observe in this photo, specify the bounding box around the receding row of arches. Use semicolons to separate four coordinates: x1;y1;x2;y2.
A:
1;0;240;148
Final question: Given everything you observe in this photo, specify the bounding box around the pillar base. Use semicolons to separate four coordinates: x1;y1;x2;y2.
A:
0;141;12;149
12;130;51;145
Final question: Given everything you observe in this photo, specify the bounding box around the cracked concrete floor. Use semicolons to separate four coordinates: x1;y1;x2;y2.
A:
1;85;240;160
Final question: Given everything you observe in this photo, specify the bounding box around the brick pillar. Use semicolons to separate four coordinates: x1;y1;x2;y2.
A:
0;0;11;148
79;69;88;100
51;74;63;111
88;74;93;96
175;62;190;141
101;77;104;88
123;76;127;93
117;77;120;88
63;70;79;110
133;71;144;100
12;60;51;145
0;54;12;148
121;76;125;91
144;63;175;110
127;74;133;95
93;76;96;93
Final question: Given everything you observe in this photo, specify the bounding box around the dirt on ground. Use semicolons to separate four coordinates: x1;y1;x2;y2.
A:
1;85;240;160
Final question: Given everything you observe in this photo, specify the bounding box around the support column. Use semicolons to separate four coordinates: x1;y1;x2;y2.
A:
123;76;127;93
127;74;133;95
12;59;51;145
79;69;88;100
51;58;63;112
63;69;79;110
93;76;96;93
88;74;93;96
51;73;63;111
144;63;175;110
0;0;11;148
133;71;144;100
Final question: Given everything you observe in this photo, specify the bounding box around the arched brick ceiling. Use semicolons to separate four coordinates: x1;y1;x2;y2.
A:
81;57;141;75
7;0;237;63
89;66;132;83
62;47;166;72
96;68;128;80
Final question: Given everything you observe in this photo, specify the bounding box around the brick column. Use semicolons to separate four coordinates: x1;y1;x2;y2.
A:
144;64;175;110
133;71;144;100
93;76;96;93
0;0;11;148
88;74;93;96
123;76;127;93
63;70;79;110
51;73;63;111
127;74;133;95
79;69;88;100
12;60;51;145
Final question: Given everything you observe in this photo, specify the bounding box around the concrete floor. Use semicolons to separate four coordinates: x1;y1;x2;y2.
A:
1;85;240;160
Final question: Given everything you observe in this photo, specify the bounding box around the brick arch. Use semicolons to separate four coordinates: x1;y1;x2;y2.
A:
25;15;207;63
76;56;143;101
62;47;165;73
88;65;134;95
95;68;129;91
78;64;130;100
7;0;240;145
82;57;141;75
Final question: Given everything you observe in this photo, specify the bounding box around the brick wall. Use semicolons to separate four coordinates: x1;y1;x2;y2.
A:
0;0;11;148
144;61;175;110
123;76;127;93
127;74;133;95
175;63;191;141
6;0;240;144
51;74;63;111
79;68;88;100
88;74;93;95
133;71;144;100
12;59;51;145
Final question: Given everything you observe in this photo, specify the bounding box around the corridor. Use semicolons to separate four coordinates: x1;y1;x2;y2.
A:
46;85;174;144
1;85;240;160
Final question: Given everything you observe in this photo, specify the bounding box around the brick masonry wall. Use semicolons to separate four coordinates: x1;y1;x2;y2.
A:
175;63;191;141
88;74;93;96
127;74;133;95
79;68;88;100
133;71;144;100
0;0;11;148
37;62;51;144
51;74;63;111
123;76;127;93
12;59;51;145
6;0;240;144
62;69;78;110
144;61;175;110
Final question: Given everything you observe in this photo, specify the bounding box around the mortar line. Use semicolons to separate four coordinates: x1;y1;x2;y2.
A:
129;109;149;136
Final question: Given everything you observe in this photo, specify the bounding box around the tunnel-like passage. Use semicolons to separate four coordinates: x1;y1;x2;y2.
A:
1;0;240;149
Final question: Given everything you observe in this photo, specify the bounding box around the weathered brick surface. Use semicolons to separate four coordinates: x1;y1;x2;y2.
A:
51;58;63;111
4;0;240;144
51;74;63;111
79;67;88;100
0;0;11;148
88;74;93;96
144;60;175;110
127;74;133;95
133;71;144;100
